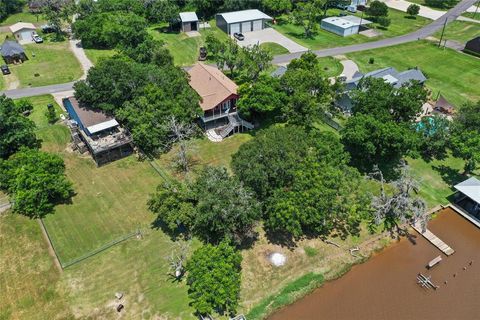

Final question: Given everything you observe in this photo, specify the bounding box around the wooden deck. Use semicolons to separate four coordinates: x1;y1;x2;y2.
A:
412;222;455;256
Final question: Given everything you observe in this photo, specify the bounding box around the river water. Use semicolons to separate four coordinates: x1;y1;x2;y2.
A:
269;208;480;320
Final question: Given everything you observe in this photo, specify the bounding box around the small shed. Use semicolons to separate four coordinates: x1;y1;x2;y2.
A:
10;22;36;44
464;36;480;57
0;41;27;64
321;15;372;37
216;9;272;35
179;12;199;32
434;95;455;115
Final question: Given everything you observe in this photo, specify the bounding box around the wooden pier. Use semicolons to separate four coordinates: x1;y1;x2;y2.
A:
412;222;455;256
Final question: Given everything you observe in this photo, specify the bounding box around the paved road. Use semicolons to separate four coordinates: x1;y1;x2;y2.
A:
1;0;476;99
273;0;477;64
1;82;76;99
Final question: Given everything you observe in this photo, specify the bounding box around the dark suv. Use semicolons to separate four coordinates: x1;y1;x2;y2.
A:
1;65;10;75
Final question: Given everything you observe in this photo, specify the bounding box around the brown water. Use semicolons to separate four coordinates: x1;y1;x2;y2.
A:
269;209;480;320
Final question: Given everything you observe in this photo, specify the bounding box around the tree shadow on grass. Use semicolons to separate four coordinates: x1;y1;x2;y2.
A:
432;164;466;190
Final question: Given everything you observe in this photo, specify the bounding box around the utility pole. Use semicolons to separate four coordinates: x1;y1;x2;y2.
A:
438;18;448;48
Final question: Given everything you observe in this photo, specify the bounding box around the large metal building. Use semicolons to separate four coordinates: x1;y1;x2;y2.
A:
216;9;272;35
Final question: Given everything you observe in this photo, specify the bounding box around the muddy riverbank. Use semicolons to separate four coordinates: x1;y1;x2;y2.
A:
269;208;480;320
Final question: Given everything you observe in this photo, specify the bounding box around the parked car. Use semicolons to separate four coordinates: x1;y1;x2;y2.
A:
41;24;57;33
1;65;10;75
233;33;244;41
198;46;207;61
33;34;43;43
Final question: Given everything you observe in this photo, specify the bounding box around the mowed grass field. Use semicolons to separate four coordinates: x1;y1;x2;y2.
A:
0;214;73;320
273;8;430;50
347;41;480;107
150;20;230;66
435;20;480;43
83;48;116;65
10;95;197;318
8;41;82;88
30;95;163;263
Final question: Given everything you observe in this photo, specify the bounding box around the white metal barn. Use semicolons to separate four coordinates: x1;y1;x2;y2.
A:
216;9;272;35
321;15;372;37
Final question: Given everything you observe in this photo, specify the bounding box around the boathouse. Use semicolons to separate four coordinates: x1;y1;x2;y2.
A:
453;177;480;226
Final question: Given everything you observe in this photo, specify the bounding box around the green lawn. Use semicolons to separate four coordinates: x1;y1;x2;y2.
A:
156;133;253;178
462;11;480;21
0;11;46;26
347;41;480;107
318;56;343;77
83;48;116;65
16;95;198;318
407;155;472;208
435;20;480;43
8;41;82;88
273;8;430;50
260;42;289;55
0;213;73;320
150;20;230;66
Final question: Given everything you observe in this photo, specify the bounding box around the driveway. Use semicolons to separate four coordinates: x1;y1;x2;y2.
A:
381;0;480;23
236;28;307;53
339;60;360;80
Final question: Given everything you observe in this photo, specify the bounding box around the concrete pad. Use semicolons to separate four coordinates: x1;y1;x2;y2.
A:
235;28;307;53
360;29;383;38
185;31;201;38
380;0;445;20
52;90;75;110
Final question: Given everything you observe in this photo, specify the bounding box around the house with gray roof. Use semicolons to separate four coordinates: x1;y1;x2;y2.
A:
0;40;27;64
337;67;427;113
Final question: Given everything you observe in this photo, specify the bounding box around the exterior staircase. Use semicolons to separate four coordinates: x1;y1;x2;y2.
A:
210;113;254;142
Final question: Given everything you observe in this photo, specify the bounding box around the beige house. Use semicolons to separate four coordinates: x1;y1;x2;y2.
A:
10;22;37;44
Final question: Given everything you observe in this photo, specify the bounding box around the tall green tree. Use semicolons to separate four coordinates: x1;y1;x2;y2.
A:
341;114;418;173
39;0;74;40
366;0;389;21
281;52;335;126
144;0;179;23
417;115;450;161
149;181;196;235
351;77;427;123
290;0;323;37
406;4;420;17
451;101;480;174
0;95;39;160
73;11;148;49
187;242;242;317
262;0;292;19
265;149;369;238
240;43;272;82
0;148;74;218
0;0;25;21
190;166;261;245
237;74;286;119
